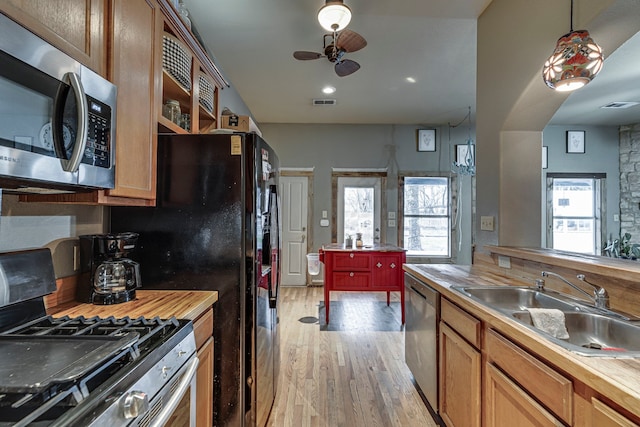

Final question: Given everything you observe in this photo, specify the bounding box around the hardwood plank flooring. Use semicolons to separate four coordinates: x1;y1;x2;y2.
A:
267;286;438;427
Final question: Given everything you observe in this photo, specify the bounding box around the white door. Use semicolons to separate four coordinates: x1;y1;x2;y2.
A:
337;176;382;245
280;176;309;286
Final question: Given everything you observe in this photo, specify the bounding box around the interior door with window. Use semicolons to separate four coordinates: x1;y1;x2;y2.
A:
337;176;382;245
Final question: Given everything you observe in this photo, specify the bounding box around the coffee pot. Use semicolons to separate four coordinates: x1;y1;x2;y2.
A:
78;232;141;305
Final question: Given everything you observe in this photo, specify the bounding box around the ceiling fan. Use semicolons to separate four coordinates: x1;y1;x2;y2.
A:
293;29;367;77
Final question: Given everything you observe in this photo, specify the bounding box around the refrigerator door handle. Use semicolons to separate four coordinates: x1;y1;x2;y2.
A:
268;184;280;309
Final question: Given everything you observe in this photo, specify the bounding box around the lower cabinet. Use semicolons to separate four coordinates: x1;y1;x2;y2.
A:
591;398;640;427
439;299;482;427
484;329;572;424
436;296;640;427
485;363;563;427
197;337;214;427
193;307;214;427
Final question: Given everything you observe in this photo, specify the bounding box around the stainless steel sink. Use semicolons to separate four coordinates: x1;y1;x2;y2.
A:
451;285;640;357
452;286;584;313
513;311;640;357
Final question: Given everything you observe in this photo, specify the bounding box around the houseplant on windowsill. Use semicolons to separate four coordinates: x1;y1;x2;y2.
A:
618;233;640;260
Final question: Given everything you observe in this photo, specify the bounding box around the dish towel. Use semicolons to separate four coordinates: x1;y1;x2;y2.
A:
525;308;570;340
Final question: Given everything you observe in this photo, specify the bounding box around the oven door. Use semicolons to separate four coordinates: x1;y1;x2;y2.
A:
146;356;199;427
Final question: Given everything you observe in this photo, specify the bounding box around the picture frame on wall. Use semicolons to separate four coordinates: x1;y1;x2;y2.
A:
417;129;436;152
542;146;548;169
566;130;585;153
456;144;475;166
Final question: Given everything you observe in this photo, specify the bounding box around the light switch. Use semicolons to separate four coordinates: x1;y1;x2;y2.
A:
322;210;328;219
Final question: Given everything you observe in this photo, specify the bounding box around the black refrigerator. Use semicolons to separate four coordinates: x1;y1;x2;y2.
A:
111;132;280;427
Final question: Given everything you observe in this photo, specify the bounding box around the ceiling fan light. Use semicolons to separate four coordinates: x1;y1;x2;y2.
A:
317;1;352;32
542;29;604;91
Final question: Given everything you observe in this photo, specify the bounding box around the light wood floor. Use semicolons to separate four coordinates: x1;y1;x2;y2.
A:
267;286;438;427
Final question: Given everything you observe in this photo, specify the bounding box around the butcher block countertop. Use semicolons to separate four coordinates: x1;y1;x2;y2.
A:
49;290;218;321
404;263;640;419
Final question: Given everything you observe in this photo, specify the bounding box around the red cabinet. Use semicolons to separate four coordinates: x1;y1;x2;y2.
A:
319;244;406;324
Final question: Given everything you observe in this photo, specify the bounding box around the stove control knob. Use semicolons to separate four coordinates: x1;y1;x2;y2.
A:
122;390;149;419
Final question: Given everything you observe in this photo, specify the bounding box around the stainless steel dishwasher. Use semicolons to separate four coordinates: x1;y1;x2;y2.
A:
405;272;440;412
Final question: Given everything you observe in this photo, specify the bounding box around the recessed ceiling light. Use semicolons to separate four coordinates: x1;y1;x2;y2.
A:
406;77;416;83
322;86;336;94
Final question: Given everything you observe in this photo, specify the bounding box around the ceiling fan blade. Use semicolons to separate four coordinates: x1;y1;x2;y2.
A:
335;59;360;77
293;51;322;60
336;29;367;53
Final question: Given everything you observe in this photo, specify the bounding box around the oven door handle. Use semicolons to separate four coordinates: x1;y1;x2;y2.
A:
149;356;199;427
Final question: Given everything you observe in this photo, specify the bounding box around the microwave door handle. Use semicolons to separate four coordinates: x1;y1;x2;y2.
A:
59;72;88;172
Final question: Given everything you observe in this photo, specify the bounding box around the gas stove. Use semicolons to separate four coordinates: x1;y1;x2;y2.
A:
0;248;197;427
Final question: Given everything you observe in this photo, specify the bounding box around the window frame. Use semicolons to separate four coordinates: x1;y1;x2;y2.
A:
545;173;606;255
399;172;456;261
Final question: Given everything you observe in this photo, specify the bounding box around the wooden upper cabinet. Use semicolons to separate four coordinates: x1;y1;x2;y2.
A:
1;0;107;76
105;0;161;202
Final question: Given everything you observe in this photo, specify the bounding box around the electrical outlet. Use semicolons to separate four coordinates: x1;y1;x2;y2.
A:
480;215;494;231
498;255;511;269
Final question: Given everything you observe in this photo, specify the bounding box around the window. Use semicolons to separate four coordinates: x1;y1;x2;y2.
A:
546;174;604;255
400;176;451;257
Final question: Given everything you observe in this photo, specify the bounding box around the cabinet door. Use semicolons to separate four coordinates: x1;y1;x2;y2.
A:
197;337;214;427
371;254;401;289
106;0;161;201
592;398;640;427
1;0;106;75
439;322;481;427
485;363;563;427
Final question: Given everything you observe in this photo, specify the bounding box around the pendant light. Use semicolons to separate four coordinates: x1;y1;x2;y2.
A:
542;0;604;92
317;0;352;32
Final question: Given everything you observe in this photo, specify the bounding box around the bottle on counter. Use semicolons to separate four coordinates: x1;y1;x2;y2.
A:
345;234;353;248
355;233;363;247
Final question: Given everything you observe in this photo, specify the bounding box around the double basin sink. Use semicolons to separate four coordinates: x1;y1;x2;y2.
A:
451;285;640;357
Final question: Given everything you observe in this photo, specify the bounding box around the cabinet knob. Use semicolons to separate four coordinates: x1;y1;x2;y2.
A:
350;253;354;258
390;263;396;269
350;272;354;277
376;262;382;268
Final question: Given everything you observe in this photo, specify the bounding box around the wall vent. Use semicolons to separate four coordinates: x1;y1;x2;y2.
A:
312;98;337;106
601;101;639;109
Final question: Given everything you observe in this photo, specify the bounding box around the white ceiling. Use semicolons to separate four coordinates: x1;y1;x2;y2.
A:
184;0;640;128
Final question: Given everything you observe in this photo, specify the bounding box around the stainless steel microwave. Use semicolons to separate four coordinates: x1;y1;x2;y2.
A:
0;13;117;193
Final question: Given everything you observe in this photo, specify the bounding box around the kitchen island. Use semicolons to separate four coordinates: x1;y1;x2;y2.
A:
320;243;406;324
404;263;640;426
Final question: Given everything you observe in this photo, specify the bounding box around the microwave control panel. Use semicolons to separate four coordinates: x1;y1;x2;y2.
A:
82;96;112;168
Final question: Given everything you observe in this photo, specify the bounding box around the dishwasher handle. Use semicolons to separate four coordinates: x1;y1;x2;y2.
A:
407;277;439;306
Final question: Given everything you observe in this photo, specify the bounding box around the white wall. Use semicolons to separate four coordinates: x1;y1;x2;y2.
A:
0;194;106;277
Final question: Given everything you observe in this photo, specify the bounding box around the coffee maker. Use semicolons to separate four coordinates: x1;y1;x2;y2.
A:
77;233;141;305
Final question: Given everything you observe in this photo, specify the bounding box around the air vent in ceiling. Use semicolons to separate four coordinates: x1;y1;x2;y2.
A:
312;98;336;106
601;101;639;109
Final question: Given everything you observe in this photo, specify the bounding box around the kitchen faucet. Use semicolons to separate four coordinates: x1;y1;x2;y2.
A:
540;271;610;309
